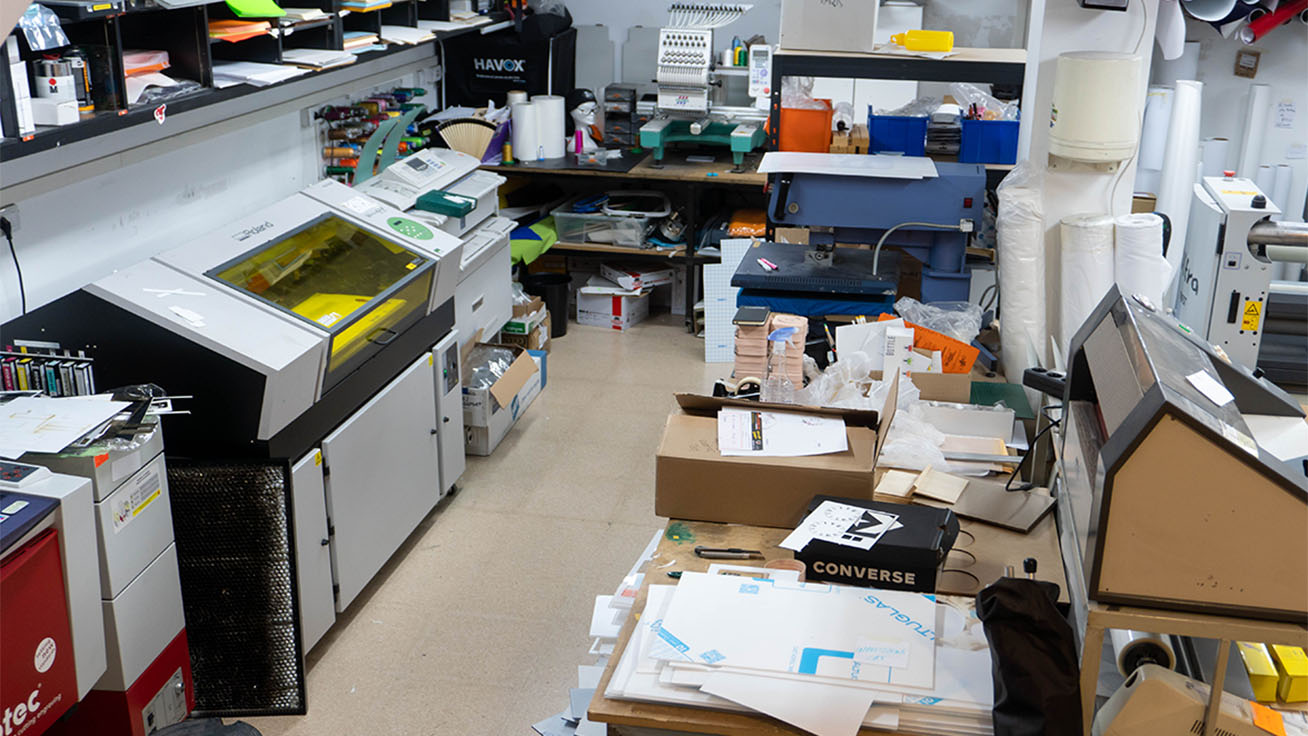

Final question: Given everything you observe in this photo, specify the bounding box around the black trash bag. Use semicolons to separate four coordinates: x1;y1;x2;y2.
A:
155;719;261;735
976;577;1082;736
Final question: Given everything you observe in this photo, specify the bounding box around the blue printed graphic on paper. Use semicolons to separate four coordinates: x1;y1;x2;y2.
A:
738;583;759;594
700;649;726;664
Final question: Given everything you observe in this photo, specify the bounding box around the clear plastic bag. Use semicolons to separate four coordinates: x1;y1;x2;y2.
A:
875;96;939;117
877;405;950;472
950;83;1019;121
466;345;518;391
894;297;983;344
781;76;826;110
995;161;1047;400
832;101;856;131
794;352;922;412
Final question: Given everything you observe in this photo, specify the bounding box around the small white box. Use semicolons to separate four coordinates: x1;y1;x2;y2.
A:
600;263;676;292
780;0;879;53
31;97;79;126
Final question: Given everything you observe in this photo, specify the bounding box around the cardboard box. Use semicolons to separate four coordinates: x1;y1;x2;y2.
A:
502;296;547;335
462;344;542;456
780;0;878;53
794;495;959;593
1236;642;1279;702
655;377;900;528
601;263;676;292
870;370;972;403
1271;644;1308;702
577;276;651;331
500;314;551;352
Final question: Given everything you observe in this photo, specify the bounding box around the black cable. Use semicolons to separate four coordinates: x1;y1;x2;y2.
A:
1;217;24;316
1005;408;1063;492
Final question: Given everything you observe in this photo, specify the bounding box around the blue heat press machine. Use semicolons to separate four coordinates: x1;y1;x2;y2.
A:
732;158;985;317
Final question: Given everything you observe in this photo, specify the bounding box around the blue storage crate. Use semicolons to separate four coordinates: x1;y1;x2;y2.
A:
959;119;1019;164
868;112;928;156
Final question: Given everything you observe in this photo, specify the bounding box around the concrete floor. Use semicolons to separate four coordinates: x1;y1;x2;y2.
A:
244;314;717;735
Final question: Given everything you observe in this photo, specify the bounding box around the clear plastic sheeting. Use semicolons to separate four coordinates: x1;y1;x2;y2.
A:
874;96;939;118
795;351;921;413
781;76;827;110
995;162;1047;395
949;83;1018;121
894;297;983;345
465;345;518;391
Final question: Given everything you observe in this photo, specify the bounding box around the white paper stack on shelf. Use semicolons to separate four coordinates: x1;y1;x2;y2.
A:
606;573;994;736
281;48;356;70
211;60;309;88
379;25;435;45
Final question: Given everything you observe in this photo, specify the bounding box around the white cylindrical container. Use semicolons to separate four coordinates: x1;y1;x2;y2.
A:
1255;164;1276;195
1110;629;1176;676
1181;0;1237;20
1272;163;1293;221
511;101;540;162
533;94;566;159
996;169;1047;406
506;89;528;106
1201;137;1230;178
1156;80;1203;303
1134;86;1175;196
1049;52;1142;163
1236;84;1271;178
1060;213;1116;354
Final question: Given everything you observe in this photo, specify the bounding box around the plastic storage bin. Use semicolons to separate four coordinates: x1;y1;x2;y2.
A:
551;197;658;248
779;99;834;153
959;119;1019;165
868;112;928;156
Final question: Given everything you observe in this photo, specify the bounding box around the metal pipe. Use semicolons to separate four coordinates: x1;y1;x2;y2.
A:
1248;220;1308;247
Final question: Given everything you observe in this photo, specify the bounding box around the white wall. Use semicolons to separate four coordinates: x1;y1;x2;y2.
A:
0;73;434;322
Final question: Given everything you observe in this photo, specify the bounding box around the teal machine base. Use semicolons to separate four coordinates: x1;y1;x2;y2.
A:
640;119;765;172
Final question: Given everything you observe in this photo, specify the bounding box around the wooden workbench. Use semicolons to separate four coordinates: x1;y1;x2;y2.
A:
587;515;1067;735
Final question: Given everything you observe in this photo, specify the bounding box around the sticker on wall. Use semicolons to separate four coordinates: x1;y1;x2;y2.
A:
154;103;167;125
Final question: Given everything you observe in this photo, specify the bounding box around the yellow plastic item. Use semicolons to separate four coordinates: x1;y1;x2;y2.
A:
890;30;955;53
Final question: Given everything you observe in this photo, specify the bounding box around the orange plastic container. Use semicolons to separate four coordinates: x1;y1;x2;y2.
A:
779;98;834;153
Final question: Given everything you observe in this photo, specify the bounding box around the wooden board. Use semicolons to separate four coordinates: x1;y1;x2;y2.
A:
588;514;1067;735
551;241;685;258
482;151;767;187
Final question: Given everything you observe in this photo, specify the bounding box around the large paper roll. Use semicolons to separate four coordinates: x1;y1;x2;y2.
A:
1272;163;1293;221
533;94;566;160
1201;137;1230;177
1110;629;1176;676
506;89;528;105
1156;80;1203;304
1115;213;1172;309
1237;84;1271;178
511;101;540;162
1060;213;1116;354
996;170;1046;401
1152;41;1199;85
1255;164;1276;194
1182;0;1236;20
1135;87;1175;196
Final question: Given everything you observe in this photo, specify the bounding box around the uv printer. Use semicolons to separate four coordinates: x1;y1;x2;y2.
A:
2;178;468;715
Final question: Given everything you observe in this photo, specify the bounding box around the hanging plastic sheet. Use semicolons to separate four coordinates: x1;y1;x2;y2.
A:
995;163;1047;401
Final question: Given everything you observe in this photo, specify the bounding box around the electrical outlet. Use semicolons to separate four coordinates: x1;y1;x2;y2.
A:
0;204;19;232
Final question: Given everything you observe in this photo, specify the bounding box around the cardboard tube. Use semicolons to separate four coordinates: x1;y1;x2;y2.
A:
1157;80;1203;303
1236;84;1271;178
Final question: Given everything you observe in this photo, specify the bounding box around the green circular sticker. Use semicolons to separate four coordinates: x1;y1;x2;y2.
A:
387;216;433;240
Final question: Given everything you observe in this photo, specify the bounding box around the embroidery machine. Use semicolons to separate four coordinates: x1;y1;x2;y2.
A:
638;3;769;172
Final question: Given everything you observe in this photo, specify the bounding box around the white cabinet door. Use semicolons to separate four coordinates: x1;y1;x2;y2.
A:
322;354;440;611
433;331;465;497
290;450;335;652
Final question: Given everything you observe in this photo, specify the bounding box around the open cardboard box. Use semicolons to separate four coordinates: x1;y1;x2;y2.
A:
655;372;900;528
462;342;542;456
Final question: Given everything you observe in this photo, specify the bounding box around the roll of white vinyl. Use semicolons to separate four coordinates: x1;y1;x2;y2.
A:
1236;84;1271;178
1060;213;1116;354
511;101;540;162
533;94;566;160
1152;41;1199;85
1272;163;1293;221
506;89;528;106
1182;0;1236;20
1115;213;1172;309
1156;80;1202;304
1255;164;1276;195
996;171;1047;405
1201;137;1230;177
1135;87;1175;195
1110;629;1176;676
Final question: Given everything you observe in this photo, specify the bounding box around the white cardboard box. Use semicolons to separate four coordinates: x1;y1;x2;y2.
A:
577;282;651;332
601;263;676;292
780;0;879;53
463;345;543;456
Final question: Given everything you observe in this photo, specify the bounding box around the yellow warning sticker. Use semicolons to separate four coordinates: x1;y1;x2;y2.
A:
1221;189;1259;196
315;451;323;466
1242;300;1262;331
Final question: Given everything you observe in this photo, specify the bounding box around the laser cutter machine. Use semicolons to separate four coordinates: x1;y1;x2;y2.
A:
639;3;770;172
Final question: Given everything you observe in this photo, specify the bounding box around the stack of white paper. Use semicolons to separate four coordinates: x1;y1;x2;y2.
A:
605;575;994;736
281;48;356;70
379;25;435;45
211;61;309;88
